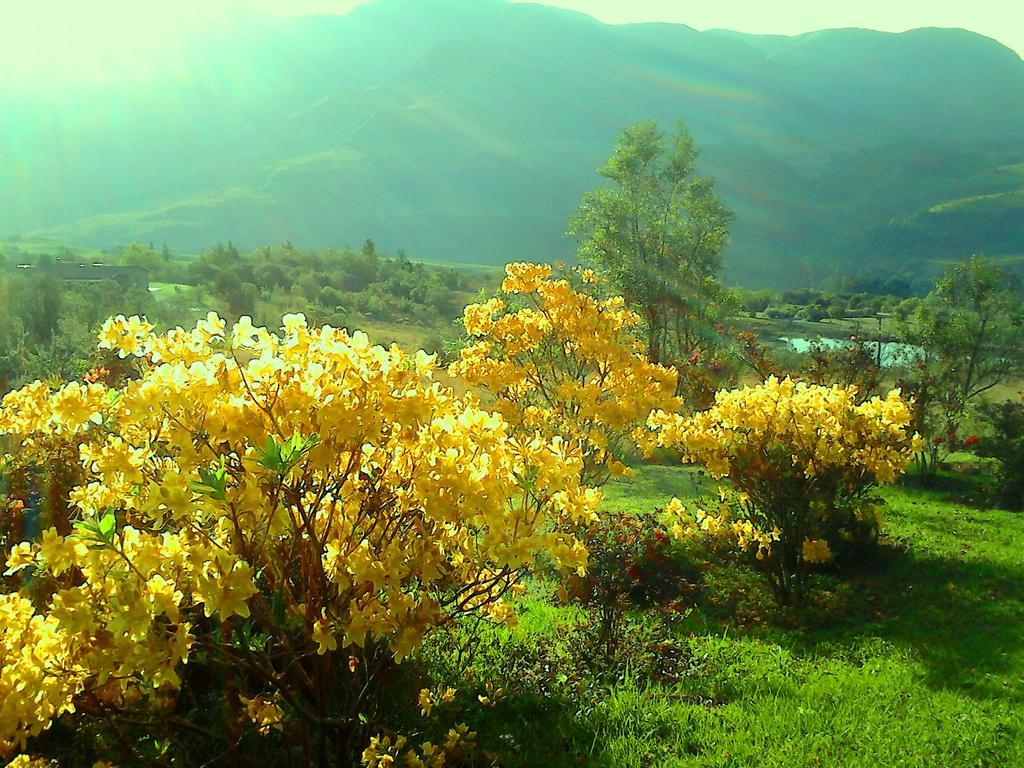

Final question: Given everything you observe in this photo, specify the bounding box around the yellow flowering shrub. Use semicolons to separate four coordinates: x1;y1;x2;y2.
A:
450;263;679;484
0;313;598;762
652;376;920;603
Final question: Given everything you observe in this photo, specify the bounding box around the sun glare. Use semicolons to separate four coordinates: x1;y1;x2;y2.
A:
0;1;232;88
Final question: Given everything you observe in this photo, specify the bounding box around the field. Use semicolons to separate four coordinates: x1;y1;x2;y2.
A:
435;465;1024;767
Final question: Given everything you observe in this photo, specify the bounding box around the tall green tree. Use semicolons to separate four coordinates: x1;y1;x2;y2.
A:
121;242;164;271
902;256;1024;480
16;273;63;345
568;121;733;367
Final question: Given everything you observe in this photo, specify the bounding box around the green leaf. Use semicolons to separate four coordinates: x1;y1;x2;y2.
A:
257;435;283;472
258;433;319;476
71;509;118;550
98;512;116;536
193;459;229;501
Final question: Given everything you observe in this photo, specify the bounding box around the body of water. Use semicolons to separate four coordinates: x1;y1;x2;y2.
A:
779;337;922;368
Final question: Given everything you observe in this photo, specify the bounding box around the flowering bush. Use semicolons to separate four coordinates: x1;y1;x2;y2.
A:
362;693;477;768
0;366;136;569
561;511;697;655
450;263;679;484
0;313;598;762
652;377;920;603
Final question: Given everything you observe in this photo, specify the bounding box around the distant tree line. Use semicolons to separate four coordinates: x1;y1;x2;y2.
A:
140;239;485;327
733;285;918;323
0;239;495;389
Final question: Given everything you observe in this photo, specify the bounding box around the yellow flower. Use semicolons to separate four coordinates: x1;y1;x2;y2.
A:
6;757;49;768
37;528;79;576
97;314;153;358
4;542;36;575
281;312;308;337
417;688;434;717
231;315;261;348
802;538;832;564
196;311;227;342
651;378;916;598
240;695;284;734
195;561;258;619
451;262;678;485
313;615;338;655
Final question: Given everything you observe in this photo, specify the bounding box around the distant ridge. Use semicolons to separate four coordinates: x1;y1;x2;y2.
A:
1;0;1022;286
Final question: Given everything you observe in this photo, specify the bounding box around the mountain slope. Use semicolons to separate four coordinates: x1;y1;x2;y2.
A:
1;0;1022;286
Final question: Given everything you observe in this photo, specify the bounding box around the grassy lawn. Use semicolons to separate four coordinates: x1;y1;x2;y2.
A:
148;281;196;300
353;318;447;353
429;466;1024;767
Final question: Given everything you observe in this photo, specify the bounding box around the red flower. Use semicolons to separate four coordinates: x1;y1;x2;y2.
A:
963;435;979;447
626;565;641;579
85;366;110;384
653;530;666;542
932;436;945;445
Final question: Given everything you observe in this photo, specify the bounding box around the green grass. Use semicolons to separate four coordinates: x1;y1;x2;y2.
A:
600;464;711;513
351;318;445;353
430;466;1024;767
148;281;195;299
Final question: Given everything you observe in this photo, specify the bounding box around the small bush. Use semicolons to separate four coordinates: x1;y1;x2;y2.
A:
764;305;796;320
563;512;699;655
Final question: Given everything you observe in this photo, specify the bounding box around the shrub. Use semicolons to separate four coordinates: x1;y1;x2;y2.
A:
976;399;1024;510
450;262;679;485
562;511;697;656
795;306;827;322
651;377;920;603
763;305;795;320
0;312;598;763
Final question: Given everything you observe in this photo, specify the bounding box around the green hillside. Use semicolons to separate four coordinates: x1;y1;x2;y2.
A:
1;0;1022;286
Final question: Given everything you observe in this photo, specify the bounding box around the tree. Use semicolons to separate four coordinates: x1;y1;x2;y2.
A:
122;242;163;271
15;274;63;345
902;257;1024;479
568;121;733;369
975;399;1024;510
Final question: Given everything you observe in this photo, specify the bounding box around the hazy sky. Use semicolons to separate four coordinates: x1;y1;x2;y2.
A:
2;0;1022;83
529;0;1024;56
